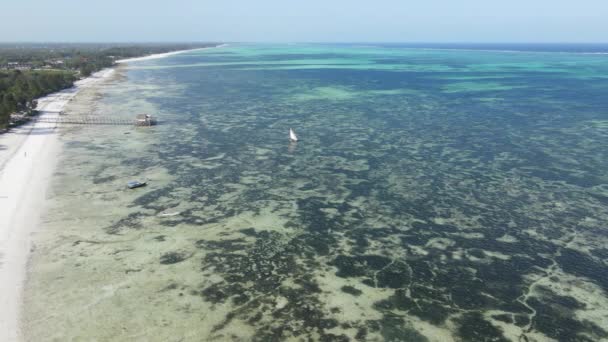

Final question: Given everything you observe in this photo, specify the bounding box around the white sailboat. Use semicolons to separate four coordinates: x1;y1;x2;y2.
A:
289;128;298;142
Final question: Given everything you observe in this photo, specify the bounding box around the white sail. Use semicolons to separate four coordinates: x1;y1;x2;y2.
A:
289;128;298;142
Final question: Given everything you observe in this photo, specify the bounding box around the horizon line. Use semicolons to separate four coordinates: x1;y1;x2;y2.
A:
1;41;608;45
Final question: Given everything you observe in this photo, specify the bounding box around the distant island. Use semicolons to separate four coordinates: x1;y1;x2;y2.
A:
0;43;220;129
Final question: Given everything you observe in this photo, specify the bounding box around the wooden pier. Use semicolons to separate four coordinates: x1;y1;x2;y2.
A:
34;115;157;126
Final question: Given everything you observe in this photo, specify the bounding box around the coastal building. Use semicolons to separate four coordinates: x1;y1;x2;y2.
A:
1;62;33;70
135;114;156;126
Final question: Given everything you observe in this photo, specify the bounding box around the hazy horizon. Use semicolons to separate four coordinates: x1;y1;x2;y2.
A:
2;41;608;44
1;0;607;43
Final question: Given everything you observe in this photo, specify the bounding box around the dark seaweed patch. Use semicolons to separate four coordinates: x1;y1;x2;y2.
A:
529;296;605;341
457;312;508;342
195;238;247;250
330;254;392;279
160;251;190;265
104;212;145;234
374;289;453;325
377;315;429;342
331;255;368;278
197;230;341;338
514;314;529;327
376;261;411;288
239;228;257;236
355;327;367;341
557;248;608;291
492;314;513;324
409;300;453;325
590;248;608;259
451;283;497;310
525;286;606;340
535;286;585;310
341;285;363;296
92;175;117;184
468;248;486;258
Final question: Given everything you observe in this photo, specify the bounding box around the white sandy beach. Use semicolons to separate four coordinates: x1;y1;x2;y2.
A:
0;45;224;342
115;49;195;64
0;68;114;342
116;47;203;64
115;44;227;64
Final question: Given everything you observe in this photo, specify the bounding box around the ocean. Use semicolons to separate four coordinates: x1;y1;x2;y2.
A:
23;44;608;341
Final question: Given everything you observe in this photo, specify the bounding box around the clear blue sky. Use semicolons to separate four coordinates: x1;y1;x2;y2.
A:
1;0;607;42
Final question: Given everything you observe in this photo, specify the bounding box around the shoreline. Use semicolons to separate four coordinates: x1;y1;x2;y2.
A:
0;44;227;341
0;68;116;342
115;44;227;64
2;45;226;132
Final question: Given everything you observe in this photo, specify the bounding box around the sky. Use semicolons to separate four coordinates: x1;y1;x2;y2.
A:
1;0;607;43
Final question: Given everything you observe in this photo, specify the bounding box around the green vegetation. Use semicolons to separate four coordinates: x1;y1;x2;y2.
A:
0;43;219;129
0;70;75;127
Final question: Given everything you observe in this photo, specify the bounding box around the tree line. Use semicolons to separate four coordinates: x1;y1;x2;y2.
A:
0;70;76;128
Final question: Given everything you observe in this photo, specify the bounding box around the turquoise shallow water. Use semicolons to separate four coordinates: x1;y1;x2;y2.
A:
24;44;608;341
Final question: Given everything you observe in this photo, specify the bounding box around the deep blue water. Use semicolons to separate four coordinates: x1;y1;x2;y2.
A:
335;42;608;53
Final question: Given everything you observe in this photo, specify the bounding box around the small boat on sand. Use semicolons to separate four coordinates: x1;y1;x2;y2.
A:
289;128;298;142
159;211;181;217
127;181;147;189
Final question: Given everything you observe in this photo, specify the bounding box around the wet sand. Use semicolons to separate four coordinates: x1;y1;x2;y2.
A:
0;69;114;341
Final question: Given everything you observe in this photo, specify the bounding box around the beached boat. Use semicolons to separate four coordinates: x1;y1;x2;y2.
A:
127;181;147;189
289;128;298;142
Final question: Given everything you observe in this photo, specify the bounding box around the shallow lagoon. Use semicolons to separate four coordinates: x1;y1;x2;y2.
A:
24;44;608;341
